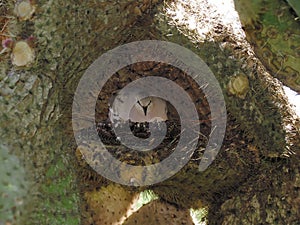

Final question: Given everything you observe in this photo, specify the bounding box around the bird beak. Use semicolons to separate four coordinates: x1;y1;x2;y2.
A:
142;106;148;116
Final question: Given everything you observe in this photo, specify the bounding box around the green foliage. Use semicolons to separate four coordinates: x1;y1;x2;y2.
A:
133;190;159;211
190;208;208;225
33;156;81;225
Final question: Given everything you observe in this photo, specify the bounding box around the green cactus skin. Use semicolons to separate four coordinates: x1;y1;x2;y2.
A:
287;0;300;17
0;144;29;224
234;0;300;93
123;200;194;224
